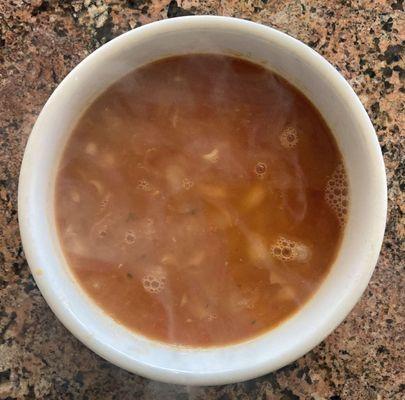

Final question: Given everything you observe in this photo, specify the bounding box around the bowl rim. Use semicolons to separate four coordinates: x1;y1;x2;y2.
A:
18;15;387;385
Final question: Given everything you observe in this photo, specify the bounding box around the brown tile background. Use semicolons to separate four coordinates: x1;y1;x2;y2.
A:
0;1;403;399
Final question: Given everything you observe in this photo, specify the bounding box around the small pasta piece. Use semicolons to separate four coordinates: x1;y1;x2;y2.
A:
202;148;219;163
103;152;115;166
85;142;97;155
243;184;266;210
247;233;268;262
180;294;188;307
198;183;227;199
210;206;234;230
89;180;104;194
189;301;211;320
70;191;80;203
161;254;177;266
137;179;153;192
166;165;184;192
188;250;205;266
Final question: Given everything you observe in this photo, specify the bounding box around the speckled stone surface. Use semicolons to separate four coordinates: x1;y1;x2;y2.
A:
0;1;404;399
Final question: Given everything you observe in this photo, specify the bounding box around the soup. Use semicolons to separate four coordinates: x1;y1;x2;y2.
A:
55;55;348;347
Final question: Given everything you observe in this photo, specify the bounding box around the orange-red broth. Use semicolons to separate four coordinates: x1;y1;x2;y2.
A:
56;55;348;347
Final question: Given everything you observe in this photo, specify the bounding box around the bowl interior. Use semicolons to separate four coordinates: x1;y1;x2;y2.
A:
18;17;386;385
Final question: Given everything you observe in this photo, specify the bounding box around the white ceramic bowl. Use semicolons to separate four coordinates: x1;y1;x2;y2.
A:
18;16;386;385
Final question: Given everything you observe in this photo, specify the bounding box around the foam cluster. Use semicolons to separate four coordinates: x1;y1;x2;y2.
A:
279;126;299;149
270;236;311;262
207;313;218;321
137;179;152;192
142;267;167;294
324;164;348;226
236;298;254;310
182;177;194;190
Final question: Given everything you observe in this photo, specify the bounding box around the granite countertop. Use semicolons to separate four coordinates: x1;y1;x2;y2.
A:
0;1;403;399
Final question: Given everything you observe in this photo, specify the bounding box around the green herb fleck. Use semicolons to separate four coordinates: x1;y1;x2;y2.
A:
126;212;136;222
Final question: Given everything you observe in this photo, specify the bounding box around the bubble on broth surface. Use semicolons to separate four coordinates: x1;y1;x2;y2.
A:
280;126;299;149
270;236;311;262
182;177;194;190
124;230;136;244
142;267;167;294
325;163;348;226
254;162;267;179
